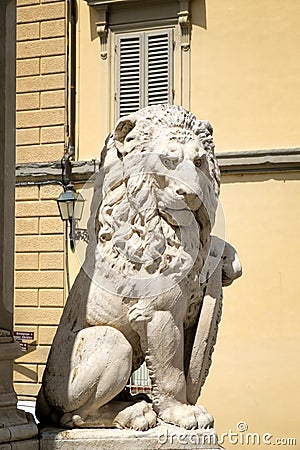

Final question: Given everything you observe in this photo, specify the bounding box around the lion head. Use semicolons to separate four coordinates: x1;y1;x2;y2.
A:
90;105;220;297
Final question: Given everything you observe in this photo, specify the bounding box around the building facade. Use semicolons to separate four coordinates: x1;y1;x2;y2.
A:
15;0;300;447
15;0;67;400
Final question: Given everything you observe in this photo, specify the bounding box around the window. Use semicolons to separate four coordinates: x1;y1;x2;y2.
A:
116;29;173;117
84;0;191;128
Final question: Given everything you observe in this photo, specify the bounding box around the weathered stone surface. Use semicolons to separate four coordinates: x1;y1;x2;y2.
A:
17;92;40;110
16;127;40;145
17;74;65;94
17;3;65;23
0;337;39;446
40;425;223;449
17;108;65;128
41;90;65;109
36;105;241;435
40;124;65;143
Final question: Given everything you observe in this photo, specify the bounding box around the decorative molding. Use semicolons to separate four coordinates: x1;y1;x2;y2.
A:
85;0;191;57
86;0;144;4
217;147;300;174
16;160;99;184
178;0;191;51
95;5;108;59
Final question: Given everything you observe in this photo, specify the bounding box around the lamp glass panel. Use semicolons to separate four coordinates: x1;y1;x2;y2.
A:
57;200;69;220
74;193;84;220
67;200;74;219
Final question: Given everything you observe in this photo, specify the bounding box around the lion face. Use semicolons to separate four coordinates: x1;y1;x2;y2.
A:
155;137;214;226
114;114;219;229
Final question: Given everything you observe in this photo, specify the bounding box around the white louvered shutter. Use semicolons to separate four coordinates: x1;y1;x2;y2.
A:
146;30;173;106
116;29;173;118
116;34;143;118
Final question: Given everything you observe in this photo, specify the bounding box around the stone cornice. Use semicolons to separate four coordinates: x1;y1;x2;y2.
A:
15;148;300;184
217;147;300;174
16;160;98;184
85;0;172;6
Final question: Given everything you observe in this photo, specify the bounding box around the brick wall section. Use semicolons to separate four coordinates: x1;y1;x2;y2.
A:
16;0;66;164
14;184;65;399
15;0;67;400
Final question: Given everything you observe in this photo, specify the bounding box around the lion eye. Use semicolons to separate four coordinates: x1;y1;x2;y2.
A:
162;157;171;167
160;156;178;169
194;157;203;168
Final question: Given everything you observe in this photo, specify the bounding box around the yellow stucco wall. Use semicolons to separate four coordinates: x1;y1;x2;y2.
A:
191;0;300;151
77;0;109;160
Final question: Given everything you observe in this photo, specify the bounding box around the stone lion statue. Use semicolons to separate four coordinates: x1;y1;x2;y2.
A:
36;105;241;431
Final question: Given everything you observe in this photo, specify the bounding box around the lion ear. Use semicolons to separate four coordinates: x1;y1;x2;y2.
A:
114;118;136;144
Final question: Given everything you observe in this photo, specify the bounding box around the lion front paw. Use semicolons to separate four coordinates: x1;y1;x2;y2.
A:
159;403;214;430
113;400;157;431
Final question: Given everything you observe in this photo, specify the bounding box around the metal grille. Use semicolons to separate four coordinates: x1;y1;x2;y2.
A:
128;362;152;396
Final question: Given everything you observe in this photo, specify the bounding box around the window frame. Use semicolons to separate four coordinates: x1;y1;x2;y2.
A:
84;0;191;136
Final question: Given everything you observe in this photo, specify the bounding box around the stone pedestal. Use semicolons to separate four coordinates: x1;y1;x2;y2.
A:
0;334;39;449
40;425;224;449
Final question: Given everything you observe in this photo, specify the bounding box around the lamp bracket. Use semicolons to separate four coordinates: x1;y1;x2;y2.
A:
75;228;89;244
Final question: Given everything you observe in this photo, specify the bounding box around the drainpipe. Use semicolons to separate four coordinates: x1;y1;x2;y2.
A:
61;0;77;292
62;0;77;186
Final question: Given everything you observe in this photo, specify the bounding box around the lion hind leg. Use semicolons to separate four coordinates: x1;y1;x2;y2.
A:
62;400;157;430
43;326;133;426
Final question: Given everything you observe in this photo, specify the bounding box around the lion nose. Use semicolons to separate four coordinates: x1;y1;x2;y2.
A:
176;188;186;196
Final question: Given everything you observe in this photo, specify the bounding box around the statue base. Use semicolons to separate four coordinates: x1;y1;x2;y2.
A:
0;338;39;449
40;424;224;449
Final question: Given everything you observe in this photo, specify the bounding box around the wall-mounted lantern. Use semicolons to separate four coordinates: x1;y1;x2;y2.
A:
56;183;85;252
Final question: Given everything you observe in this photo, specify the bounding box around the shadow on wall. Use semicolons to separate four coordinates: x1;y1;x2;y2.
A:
88;4;98;41
191;0;207;30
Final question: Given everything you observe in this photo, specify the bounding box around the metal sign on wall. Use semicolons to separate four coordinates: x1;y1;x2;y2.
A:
13;331;35;352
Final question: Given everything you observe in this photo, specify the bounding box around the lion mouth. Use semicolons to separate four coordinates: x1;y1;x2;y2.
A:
159;206;194;227
157;190;202;212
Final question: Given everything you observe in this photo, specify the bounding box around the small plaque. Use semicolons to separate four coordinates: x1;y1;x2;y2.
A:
14;331;35;352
